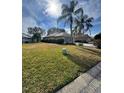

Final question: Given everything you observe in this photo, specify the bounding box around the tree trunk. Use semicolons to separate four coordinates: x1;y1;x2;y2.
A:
70;23;73;44
70;16;74;44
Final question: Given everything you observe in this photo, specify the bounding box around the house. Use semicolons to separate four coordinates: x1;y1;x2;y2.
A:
74;34;93;43
43;28;72;44
43;32;72;44
22;33;32;43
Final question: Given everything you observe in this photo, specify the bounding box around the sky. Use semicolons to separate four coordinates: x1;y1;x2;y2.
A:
22;0;101;36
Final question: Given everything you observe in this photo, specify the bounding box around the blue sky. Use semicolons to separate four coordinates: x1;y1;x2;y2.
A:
22;0;101;36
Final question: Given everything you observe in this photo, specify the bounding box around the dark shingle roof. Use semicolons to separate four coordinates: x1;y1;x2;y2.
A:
22;33;32;38
46;32;70;37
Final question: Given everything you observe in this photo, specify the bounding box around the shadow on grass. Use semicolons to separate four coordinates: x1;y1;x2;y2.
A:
66;54;98;72
83;47;101;54
48;52;100;93
76;47;101;57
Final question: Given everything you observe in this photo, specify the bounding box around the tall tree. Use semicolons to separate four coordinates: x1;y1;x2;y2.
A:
74;9;94;35
57;0;80;43
28;27;45;42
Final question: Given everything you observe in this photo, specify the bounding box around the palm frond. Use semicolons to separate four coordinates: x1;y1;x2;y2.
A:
74;8;83;15
57;13;70;23
83;15;88;20
70;0;78;12
88;23;93;27
74;18;80;25
85;23;93;35
62;4;70;14
64;16;71;27
62;4;69;10
86;17;94;22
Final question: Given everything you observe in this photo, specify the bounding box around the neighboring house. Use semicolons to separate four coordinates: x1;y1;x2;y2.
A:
74;34;93;43
43;28;72;44
22;33;32;43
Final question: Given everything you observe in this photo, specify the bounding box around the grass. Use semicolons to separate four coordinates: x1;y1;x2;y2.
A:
22;43;101;93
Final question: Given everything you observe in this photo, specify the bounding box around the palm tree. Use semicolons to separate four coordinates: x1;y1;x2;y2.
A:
74;9;94;35
57;0;81;43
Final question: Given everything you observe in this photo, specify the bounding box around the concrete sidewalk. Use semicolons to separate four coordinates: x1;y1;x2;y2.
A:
56;63;101;93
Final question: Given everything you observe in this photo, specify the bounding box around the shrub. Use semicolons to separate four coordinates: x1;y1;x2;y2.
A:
94;39;101;49
94;33;101;49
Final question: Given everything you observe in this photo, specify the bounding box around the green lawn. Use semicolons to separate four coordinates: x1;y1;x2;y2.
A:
22;43;101;93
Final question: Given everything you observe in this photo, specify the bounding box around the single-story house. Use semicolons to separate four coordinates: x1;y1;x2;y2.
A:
22;33;32;43
43;32;72;44
42;27;93;44
74;34;93;43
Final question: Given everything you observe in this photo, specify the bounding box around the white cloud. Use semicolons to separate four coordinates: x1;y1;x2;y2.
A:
79;0;101;20
22;17;46;33
22;0;101;35
46;1;61;17
35;0;46;11
24;1;39;21
65;28;71;34
22;17;37;33
36;0;62;18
